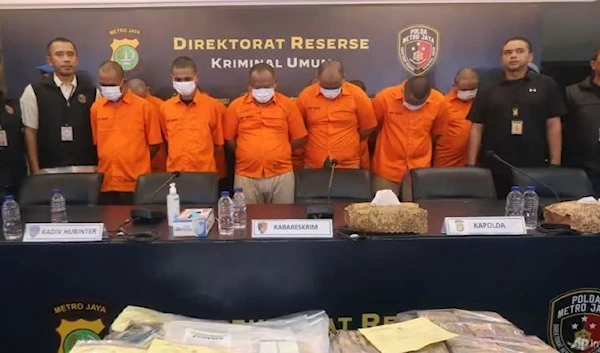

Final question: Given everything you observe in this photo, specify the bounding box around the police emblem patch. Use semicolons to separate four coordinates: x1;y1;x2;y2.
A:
53;302;108;353
455;220;465;232
77;94;87;104
398;25;440;76
5;105;14;115
549;288;600;352
257;222;268;234
108;27;142;72
29;225;41;238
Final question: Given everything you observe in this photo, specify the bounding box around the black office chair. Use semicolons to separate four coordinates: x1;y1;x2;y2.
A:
409;167;497;201
134;172;219;205
19;173;103;206
511;168;593;200
295;169;372;204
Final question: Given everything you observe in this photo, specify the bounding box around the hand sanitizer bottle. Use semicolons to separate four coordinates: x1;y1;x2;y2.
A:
167;182;180;226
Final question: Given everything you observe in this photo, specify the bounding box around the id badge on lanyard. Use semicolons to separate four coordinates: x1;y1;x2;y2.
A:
61;125;74;141
511;107;523;135
0;127;7;147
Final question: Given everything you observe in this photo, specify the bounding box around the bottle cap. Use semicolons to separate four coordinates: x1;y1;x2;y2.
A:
4;195;14;201
169;183;177;195
220;191;230;197
53;188;61;193
234;187;243;192
511;186;521;191
526;186;536;191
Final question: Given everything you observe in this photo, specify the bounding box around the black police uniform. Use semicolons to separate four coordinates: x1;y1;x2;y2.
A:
564;77;600;196
0;91;27;201
467;72;567;197
31;73;97;169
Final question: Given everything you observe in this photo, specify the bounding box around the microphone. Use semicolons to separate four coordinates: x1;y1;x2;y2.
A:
484;150;560;203
307;158;339;219
130;172;181;223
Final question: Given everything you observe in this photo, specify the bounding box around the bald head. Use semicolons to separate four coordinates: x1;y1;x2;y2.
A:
317;60;345;89
98;60;125;87
454;68;479;91
99;61;124;79
404;76;431;106
128;78;148;98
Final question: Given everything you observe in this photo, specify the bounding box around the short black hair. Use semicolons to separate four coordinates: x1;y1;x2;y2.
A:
98;60;125;79
502;36;533;53
349;80;366;92
592;46;600;61
172;56;197;73
405;76;431;100
47;37;77;56
317;60;344;77
249;63;275;78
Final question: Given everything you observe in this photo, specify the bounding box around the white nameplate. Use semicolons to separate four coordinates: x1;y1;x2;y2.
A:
442;217;526;235
252;219;333;239
23;223;104;242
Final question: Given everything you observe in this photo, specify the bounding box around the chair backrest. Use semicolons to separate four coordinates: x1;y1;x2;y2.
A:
295;169;372;203
410;167;497;201
511;168;593;200
134;172;219;205
19;173;103;206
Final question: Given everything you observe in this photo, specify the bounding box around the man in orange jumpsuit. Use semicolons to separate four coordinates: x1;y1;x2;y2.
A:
159;57;224;174
224;63;307;204
91;61;162;204
372;75;447;195
433;68;479;167
296;60;377;169
128;78;167;172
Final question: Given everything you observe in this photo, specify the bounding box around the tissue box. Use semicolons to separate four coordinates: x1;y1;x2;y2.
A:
544;201;600;233
172;208;215;237
344;202;428;234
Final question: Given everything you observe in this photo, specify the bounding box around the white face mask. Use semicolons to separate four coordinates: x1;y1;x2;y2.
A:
100;86;122;102
403;100;425;111
457;89;478;101
173;81;196;96
320;87;341;100
252;88;275;103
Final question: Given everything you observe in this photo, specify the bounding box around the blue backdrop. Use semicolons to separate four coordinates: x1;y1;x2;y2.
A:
0;4;541;99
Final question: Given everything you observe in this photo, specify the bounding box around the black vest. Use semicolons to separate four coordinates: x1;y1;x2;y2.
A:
0;92;27;188
32;74;97;169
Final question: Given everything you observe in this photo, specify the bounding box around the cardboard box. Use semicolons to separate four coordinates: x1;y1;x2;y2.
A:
172;208;215;237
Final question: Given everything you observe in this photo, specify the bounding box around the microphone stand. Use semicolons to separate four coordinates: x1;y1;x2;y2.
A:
307;160;338;219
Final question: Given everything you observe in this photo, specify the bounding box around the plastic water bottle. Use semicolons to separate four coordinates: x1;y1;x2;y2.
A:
232;187;247;229
166;182;180;226
50;189;68;223
2;195;23;240
217;191;234;236
523;186;539;230
505;186;524;217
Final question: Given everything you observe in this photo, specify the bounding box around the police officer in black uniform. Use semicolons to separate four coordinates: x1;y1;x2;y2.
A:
563;46;600;196
0;57;27;201
466;37;566;197
20;37;97;175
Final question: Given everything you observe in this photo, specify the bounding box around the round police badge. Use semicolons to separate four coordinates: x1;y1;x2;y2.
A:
63;328;100;353
77;94;87;104
4;105;13;115
549;289;600;352
114;44;139;71
397;24;440;76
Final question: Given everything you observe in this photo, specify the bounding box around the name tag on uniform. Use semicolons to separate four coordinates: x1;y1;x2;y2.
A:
0;130;7;147
61;126;73;141
511;120;523;135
